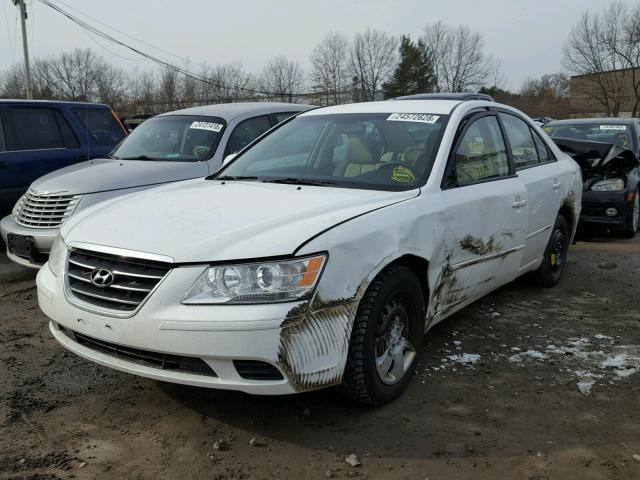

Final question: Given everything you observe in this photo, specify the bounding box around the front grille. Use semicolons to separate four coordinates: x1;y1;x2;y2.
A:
234;360;284;381
14;190;82;228
59;326;217;377
66;249;171;312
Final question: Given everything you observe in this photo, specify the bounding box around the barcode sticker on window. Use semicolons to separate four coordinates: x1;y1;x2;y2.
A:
387;113;440;124
599;125;627;131
190;121;223;132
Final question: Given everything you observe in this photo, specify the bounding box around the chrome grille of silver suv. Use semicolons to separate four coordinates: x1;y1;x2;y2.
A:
14;190;82;228
66;249;171;313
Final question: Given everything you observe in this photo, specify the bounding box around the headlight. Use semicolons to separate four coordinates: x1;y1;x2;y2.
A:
12;195;25;217
48;234;67;277
591;178;625;191
182;254;327;304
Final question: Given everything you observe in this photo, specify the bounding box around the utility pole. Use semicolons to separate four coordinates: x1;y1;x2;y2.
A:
13;0;32;99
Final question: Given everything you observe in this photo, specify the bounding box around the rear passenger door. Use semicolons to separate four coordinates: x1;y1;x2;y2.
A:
70;107;126;157
434;113;528;318
499;112;561;271
0;105;84;200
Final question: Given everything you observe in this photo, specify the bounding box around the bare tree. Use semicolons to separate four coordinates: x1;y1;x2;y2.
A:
310;32;350;105
422;22;496;92
259;55;305;102
521;73;570;98
563;2;639;116
158;68;179;110
349;28;398;102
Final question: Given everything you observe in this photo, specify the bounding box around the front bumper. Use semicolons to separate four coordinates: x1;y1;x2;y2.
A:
36;263;330;395
1;214;58;268
579;190;633;229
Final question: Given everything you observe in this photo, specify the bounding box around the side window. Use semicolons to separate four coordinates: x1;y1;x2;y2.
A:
454;116;509;186
273;112;298;124
55;111;79;148
7;108;65;151
500;113;539;169
531;130;552;163
225;115;272;156
72;108;125;146
0;115;5;152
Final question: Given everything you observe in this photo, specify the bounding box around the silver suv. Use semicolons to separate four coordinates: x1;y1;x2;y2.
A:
1;102;312;268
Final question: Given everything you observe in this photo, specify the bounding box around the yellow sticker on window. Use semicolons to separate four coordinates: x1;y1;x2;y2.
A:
391;166;416;183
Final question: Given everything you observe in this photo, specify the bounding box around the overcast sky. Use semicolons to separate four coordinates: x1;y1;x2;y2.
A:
0;0;624;91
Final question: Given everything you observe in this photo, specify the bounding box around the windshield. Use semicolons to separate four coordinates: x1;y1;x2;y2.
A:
111;115;225;161
544;123;635;150
215;113;448;191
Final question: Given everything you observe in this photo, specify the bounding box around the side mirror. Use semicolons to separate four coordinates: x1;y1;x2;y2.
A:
223;153;237;166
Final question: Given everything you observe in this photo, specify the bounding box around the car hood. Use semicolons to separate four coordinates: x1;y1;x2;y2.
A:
61;179;417;263
553;137;639;174
31;158;209;195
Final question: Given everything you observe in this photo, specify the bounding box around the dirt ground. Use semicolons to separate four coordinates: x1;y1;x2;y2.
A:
1;232;639;480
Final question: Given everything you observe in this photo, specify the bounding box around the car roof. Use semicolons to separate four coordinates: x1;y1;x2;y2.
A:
547;118;637;126
159;102;315;122
301;99;479;116
0;99;110;108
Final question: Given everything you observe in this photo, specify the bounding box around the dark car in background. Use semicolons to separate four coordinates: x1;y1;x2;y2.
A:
544;118;640;237
0;100;127;215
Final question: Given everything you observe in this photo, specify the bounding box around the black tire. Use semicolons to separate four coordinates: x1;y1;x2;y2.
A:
339;265;425;406
533;215;570;287
621;190;639;238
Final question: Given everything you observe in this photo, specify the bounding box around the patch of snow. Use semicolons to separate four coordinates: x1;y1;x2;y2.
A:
446;353;481;365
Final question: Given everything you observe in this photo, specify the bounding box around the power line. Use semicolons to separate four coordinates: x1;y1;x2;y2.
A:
48;0;211;70
35;0;366;100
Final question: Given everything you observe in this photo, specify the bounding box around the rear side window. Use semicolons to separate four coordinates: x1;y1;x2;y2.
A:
6;108;76;151
454;116;509;185
225;115;272;155
72;108;126;146
500;113;539;169
532;131;552;163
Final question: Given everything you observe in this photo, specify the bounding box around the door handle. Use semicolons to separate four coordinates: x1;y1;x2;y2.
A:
0;161;7;170
76;155;89;161
512;199;528;208
552;180;561;190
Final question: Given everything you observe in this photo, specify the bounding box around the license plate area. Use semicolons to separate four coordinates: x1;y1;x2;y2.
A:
7;233;34;259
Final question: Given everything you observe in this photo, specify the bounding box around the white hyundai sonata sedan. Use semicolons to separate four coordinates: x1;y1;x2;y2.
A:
37;96;582;405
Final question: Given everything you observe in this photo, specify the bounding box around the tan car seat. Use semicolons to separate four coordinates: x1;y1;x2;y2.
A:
333;137;380;177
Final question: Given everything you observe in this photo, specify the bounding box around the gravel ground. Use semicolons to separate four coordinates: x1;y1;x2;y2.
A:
1;233;639;480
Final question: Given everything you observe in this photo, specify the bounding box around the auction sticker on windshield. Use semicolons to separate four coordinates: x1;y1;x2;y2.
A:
600;125;627;131
387;113;440;124
190;121;224;132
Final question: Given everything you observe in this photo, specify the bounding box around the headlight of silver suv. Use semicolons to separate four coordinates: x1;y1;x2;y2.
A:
48;234;67;277
182;254;327;304
591;178;625;191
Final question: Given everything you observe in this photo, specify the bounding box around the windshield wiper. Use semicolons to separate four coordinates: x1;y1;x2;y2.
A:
216;175;259;181
119;155;158;161
261;177;336;187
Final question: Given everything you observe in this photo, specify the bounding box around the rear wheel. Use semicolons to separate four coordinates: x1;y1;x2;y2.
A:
533;215;569;287
621;190;639;238
339;266;425;406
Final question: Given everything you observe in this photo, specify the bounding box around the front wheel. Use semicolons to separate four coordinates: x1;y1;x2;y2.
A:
621;190;639;238
533;214;570;287
339;265;425;406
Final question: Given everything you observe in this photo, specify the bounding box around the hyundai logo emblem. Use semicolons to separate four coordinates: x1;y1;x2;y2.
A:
90;268;114;288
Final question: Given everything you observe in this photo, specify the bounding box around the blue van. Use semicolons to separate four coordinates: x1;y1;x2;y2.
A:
0;100;127;215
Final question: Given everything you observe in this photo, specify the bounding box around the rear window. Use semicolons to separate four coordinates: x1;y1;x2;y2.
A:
72;108;126;146
544;123;634;150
